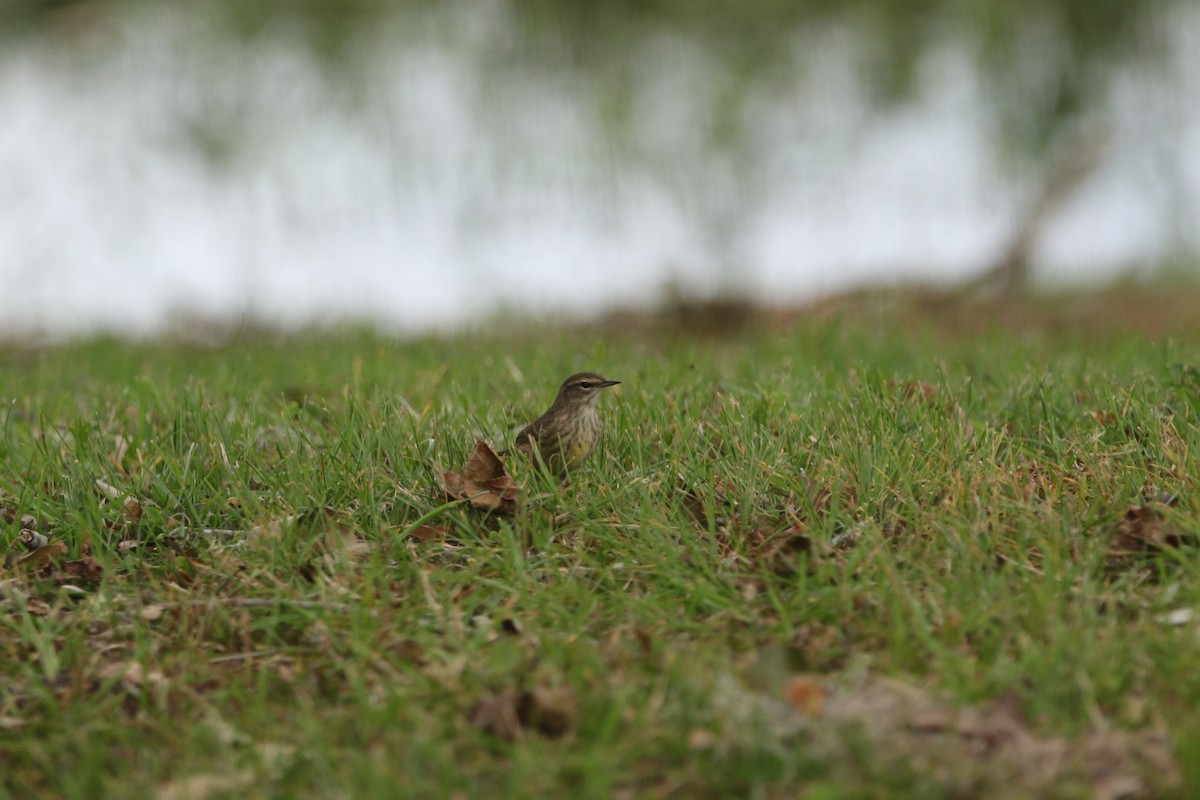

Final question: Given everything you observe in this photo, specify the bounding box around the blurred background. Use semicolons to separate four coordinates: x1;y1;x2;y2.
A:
1;0;1197;339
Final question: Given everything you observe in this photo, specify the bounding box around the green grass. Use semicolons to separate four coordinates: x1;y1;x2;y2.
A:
3;294;1200;798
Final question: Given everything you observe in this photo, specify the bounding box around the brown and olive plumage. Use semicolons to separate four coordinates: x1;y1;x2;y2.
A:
510;372;620;472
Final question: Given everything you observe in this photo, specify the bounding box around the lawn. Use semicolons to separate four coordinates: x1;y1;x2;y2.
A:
2;287;1200;798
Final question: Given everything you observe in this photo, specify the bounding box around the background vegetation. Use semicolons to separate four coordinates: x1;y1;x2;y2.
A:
7;0;1180;154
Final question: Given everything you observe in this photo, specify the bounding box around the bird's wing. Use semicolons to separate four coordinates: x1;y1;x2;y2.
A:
513;424;537;449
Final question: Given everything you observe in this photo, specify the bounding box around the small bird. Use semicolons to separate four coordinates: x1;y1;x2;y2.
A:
508;372;620;473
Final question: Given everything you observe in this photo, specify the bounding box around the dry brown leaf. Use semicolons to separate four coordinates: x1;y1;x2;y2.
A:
123;497;144;522
409;524;453;542
13;541;68;570
62;557;104;584
442;441;520;514
889;379;939;404
783;675;826;717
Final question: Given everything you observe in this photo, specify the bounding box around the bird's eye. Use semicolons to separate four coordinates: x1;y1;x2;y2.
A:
578;382;593;389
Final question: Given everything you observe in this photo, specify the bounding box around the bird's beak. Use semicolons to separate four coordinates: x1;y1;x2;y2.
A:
599;379;620;388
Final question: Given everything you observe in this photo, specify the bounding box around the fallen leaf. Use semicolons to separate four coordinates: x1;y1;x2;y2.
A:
122;497;144;522
442;441;520;514
62;557;104;584
783;675;826;717
889;379;939;404
409;524;453;541
13;541;68;570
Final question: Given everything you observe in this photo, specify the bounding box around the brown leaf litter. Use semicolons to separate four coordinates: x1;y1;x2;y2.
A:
442;441;520;514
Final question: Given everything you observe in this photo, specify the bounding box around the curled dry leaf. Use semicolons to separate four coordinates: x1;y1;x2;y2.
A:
17;528;49;551
442;441;520;514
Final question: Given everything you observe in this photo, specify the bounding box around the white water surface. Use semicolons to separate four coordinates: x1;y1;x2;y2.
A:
2;5;1198;338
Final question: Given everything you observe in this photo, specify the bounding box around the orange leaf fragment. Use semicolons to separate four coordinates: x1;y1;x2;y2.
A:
409;524;453;542
784;675;826;717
